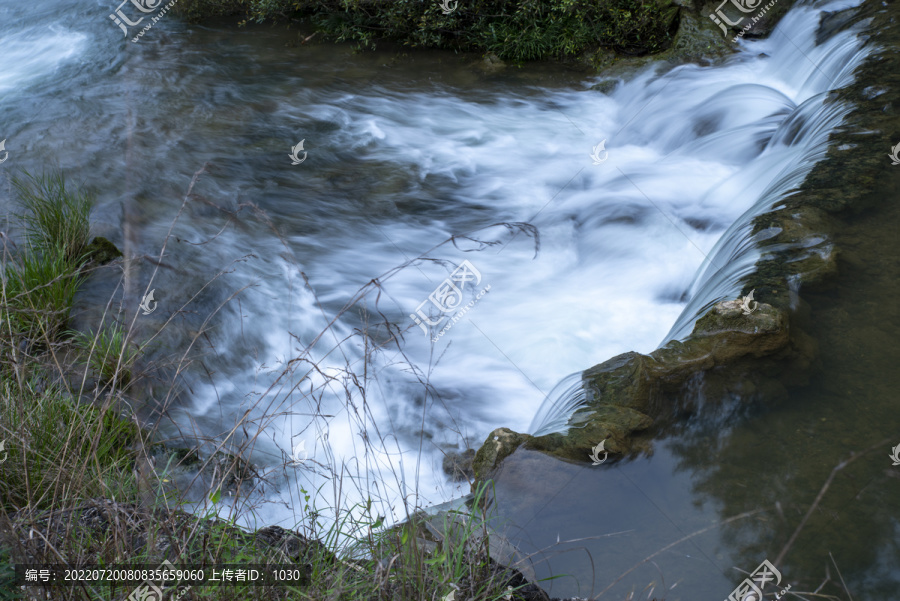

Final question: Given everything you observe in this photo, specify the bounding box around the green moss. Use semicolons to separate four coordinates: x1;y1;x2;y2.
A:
472;428;529;482
83;236;123;265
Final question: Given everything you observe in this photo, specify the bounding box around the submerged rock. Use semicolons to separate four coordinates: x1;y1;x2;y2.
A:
478;52;507;73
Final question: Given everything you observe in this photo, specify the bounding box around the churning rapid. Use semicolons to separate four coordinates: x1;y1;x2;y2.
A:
0;0;872;529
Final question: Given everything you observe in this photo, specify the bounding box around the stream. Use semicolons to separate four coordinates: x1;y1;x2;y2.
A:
1;0;898;598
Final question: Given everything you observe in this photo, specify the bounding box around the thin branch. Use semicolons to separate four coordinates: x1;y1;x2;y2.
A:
775;438;891;566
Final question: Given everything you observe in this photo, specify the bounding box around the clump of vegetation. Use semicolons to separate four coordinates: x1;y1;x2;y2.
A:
3;244;84;340
73;324;141;387
1;171;95;342
11;171;91;264
0;379;139;512
175;0;680;61
0;170;139;513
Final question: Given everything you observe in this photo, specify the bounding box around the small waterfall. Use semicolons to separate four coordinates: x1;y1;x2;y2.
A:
661;89;860;342
528;0;871;436
528;372;589;436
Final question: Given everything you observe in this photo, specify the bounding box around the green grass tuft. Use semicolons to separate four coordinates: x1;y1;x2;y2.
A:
11;170;92;265
73;324;141;387
0;379;139;513
3;244;85;341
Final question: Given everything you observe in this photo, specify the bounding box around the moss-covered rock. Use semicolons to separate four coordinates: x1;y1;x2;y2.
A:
473;299;799;482
83;236;123;265
702;0;793;40
472;428;531;482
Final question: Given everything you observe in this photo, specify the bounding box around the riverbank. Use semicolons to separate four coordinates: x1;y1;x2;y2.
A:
170;0;797;67
7;0;890;596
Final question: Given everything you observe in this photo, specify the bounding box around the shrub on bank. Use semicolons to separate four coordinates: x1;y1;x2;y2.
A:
175;0;681;61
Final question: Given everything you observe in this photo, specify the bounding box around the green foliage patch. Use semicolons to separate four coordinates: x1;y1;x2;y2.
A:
175;0;680;61
3;244;84;340
0;379;139;512
73;324;141;387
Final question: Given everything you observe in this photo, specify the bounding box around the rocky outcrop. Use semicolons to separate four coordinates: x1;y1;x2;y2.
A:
474;298;816;481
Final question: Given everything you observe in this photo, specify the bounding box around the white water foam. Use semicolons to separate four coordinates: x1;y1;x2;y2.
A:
0;24;87;95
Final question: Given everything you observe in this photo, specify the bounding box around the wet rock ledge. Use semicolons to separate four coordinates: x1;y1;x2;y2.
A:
475;0;899;483
473;298;815;481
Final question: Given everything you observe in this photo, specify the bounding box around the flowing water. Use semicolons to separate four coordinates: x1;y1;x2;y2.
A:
2;0;898;598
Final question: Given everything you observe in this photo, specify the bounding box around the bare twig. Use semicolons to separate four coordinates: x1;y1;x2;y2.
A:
594;509;766;599
775;438;890;566
828;552;853;601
